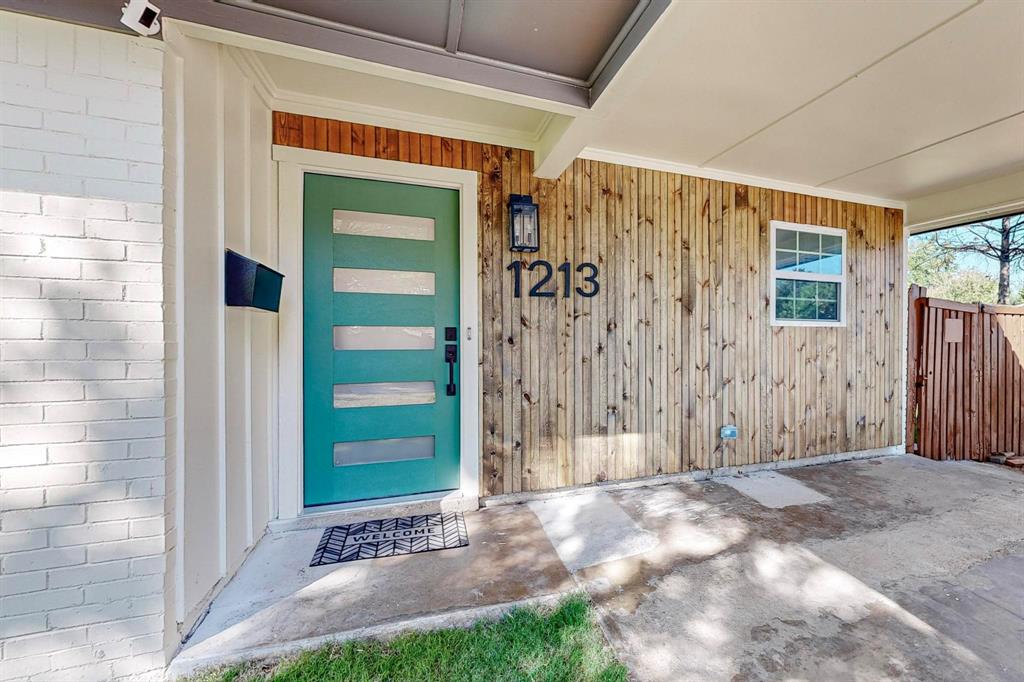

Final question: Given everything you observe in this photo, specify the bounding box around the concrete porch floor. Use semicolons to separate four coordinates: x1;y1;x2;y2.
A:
171;455;1024;680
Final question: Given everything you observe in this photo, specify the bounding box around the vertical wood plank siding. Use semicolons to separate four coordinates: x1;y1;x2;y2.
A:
274;113;905;496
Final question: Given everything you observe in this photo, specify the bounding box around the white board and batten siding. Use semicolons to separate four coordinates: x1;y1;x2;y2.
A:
162;26;279;645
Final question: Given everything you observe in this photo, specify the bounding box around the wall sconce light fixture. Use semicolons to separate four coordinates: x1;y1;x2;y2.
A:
508;193;540;252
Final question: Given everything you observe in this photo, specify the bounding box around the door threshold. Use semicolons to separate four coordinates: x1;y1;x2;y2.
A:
269;490;479;533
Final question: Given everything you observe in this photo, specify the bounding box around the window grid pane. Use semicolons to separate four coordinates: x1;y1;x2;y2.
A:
818;254;843;275
776;280;841;322
776;227;843;276
776;229;798;250
776;250;799;270
822;236;842;254
797;253;821;273
798;232;820;252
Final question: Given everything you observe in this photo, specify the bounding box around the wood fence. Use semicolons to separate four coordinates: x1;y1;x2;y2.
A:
906;284;1024;460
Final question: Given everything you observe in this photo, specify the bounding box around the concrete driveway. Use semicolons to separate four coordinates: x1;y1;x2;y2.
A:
579;455;1024;681
173;455;1023;681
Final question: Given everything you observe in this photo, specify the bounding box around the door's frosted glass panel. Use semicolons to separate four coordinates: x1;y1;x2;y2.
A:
333;326;435;350
334;435;435;467
333;268;435;296
334;381;435;408
333;210;435;241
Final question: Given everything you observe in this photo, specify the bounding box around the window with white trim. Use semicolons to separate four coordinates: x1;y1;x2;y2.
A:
770;221;846;326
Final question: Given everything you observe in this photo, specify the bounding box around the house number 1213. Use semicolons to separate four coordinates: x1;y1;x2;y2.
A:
506;260;600;298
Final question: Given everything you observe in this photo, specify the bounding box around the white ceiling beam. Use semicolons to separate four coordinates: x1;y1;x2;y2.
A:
532;116;596;179
445;0;465;54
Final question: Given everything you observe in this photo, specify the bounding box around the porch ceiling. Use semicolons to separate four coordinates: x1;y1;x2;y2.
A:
3;0;1021;210
202;0;1024;206
575;0;1024;203
225;0;1009;208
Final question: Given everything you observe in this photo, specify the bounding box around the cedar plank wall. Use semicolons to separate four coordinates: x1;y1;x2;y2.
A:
273;113;905;497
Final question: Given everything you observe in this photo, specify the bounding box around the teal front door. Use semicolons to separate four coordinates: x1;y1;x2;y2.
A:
303;174;461;506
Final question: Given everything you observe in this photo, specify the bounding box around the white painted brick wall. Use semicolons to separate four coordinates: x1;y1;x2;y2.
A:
1;12;167;681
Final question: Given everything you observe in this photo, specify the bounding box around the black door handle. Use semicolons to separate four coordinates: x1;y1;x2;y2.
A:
444;343;457;396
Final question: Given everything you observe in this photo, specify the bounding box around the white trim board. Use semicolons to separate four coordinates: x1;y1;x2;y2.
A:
274;145;481;519
579;147;907;210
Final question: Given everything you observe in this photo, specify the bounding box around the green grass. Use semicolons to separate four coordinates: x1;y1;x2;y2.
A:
192;595;627;682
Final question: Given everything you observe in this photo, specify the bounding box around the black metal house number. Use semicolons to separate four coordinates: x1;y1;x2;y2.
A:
507;260;599;298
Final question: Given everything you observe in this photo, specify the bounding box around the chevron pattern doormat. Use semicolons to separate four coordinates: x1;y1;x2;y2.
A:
310;512;469;566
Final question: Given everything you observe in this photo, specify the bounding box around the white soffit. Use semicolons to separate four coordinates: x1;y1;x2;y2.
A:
251;51;560;148
582;0;1023;204
710;0;1024;188
825;113;1024;200
589;0;975;166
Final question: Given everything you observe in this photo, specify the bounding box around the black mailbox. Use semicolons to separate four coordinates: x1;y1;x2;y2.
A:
225;249;284;312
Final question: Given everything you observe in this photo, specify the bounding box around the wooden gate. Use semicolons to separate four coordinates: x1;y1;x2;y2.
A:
906;285;1024;460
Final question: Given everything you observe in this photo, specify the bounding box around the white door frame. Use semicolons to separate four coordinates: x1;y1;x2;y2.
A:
273;144;480;519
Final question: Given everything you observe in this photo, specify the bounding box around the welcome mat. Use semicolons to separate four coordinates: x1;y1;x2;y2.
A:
310;512;469;566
